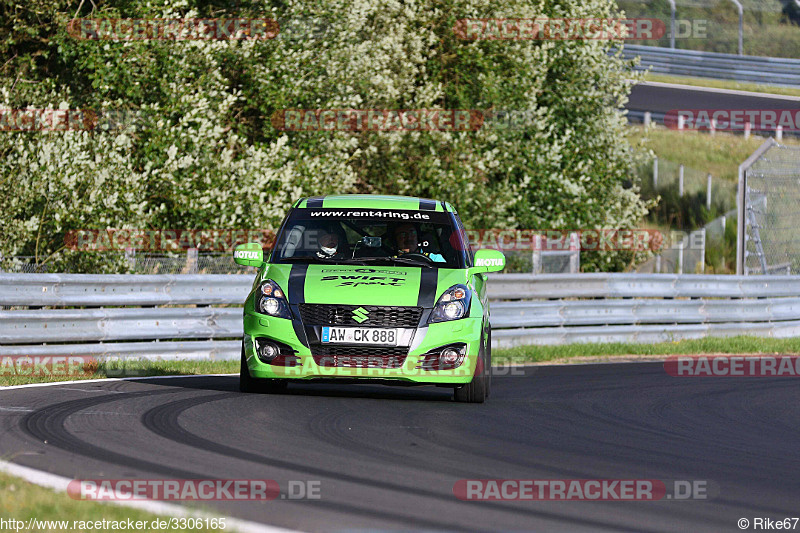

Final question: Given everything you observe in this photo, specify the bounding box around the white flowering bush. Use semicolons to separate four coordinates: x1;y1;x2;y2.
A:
0;0;649;272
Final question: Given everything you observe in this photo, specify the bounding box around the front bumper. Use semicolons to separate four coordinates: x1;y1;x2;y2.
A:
243;312;482;384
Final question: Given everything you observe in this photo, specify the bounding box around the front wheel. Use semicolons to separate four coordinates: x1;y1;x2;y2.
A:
239;344;288;394
454;334;487;403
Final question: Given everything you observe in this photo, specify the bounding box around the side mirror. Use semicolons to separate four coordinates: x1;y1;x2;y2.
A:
234;243;265;267
470;249;506;275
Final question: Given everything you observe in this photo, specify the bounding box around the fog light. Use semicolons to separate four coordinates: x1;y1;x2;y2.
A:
257;340;280;363
441;347;461;365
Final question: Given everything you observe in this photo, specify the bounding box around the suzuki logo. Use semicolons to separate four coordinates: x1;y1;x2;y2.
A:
352;307;369;323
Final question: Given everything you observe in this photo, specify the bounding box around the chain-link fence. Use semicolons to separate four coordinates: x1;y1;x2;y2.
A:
740;140;800;275
649;157;737;214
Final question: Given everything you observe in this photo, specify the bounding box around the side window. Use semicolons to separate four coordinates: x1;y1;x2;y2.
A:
453;214;474;267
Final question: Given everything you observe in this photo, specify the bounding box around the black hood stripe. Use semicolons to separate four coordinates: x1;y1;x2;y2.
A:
288;264;309;347
288;264;308;304
417;268;438;308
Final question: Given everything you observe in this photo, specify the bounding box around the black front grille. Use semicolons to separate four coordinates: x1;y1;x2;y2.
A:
299;304;422;327
312;345;408;369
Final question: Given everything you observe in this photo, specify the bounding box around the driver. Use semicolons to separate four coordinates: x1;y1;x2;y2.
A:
315;227;345;259
393;223;445;262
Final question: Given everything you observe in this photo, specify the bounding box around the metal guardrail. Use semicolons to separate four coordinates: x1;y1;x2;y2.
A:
2;273;800;356
620;45;800;86
0;273;253;307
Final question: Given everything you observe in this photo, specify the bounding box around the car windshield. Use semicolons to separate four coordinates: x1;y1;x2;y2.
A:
271;208;469;269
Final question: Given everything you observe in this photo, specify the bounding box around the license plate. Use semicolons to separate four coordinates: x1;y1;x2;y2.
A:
321;327;398;346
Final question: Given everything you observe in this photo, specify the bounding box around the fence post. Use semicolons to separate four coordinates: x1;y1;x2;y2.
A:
655;254;662;273
532;234;542;275
668;0;676;49
568;232;579;273
644;111;651;127
729;0;743;55
700;228;706;274
125;247;136;271
653;156;658;189
710;118;716;136
776;125;783;141
679;165;684;197
706;173;712;210
744;122;751;140
678;238;684;274
186;248;199;274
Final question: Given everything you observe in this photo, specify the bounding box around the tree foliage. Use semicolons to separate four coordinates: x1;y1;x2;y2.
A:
0;0;649;272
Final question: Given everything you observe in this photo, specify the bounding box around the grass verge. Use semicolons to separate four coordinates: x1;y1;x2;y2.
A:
0;471;227;532
493;336;800;364
642;73;800;99
0;359;238;387
627;125;800;183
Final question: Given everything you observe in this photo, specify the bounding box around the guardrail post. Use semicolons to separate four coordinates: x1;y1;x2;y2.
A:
710;118;716;136
568;232;579;273
744;122;751;140
776;125;783;141
678;238;684;274
644;111;651;127
706;173;712;210
655;254;662;273
532;234;542;275
679;165;684;197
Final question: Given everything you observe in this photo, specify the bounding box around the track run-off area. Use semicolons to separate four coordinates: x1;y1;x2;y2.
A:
0;362;798;532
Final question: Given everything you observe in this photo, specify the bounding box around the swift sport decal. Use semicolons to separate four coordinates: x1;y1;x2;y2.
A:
319;274;406;287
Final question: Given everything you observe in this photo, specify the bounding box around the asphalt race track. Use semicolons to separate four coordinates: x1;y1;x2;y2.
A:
628;82;800;115
1;363;798;532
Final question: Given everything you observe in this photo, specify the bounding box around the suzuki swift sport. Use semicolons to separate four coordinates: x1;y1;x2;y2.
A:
233;194;505;402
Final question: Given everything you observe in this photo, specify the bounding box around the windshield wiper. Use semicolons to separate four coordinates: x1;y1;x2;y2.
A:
352;257;434;268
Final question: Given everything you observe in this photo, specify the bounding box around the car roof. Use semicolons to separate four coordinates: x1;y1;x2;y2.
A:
292;194;456;213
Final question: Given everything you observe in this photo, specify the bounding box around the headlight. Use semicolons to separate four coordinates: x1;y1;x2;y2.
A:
429;284;471;323
255;279;292;319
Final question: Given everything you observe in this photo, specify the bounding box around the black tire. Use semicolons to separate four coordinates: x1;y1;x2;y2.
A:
239;344;288;394
454;333;487;403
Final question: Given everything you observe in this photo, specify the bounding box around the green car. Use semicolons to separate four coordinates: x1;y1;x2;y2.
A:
233;194;505;403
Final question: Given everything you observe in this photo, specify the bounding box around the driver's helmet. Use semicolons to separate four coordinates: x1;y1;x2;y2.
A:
315;224;342;258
